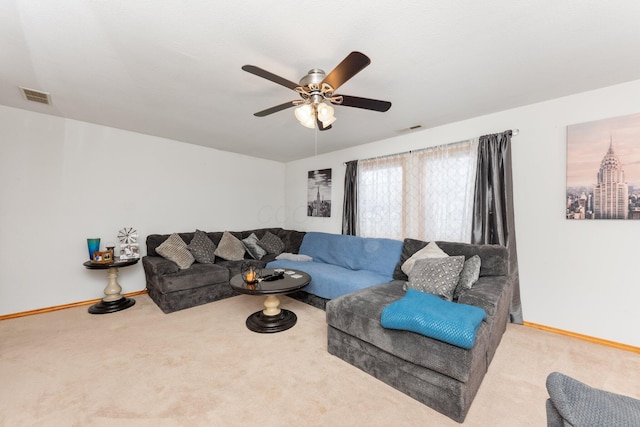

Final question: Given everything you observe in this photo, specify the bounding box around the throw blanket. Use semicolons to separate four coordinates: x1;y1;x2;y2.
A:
381;289;486;349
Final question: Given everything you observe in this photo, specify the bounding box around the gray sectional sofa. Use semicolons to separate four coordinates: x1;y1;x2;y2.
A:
144;229;513;422
325;238;514;423
142;228;305;313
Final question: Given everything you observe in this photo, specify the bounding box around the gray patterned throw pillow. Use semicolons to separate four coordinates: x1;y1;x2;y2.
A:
404;256;465;301
453;255;481;300
243;233;267;260
156;233;195;270
257;231;284;255
187;229;217;264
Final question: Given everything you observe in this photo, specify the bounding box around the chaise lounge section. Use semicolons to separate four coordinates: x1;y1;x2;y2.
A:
325;238;514;422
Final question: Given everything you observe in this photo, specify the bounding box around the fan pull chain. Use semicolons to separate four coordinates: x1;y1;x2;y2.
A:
314;125;318;157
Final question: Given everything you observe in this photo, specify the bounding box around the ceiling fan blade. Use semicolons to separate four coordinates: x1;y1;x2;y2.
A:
253;101;297;117
336;95;392;112
322;51;371;91
242;65;299;90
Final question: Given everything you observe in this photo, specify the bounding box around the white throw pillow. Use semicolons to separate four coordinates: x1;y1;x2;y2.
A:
401;241;448;275
275;253;313;262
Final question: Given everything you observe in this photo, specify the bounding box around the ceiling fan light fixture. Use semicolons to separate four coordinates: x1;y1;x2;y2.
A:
316;102;335;122
294;101;337;129
300;116;316;129
321;115;336;127
294;104;313;122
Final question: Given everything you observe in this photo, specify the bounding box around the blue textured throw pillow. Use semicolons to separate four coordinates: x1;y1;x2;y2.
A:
381;288;486;349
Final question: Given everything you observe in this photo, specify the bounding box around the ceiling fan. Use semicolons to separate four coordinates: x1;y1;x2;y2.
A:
242;51;391;131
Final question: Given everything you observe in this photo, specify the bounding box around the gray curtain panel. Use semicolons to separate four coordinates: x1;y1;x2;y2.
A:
472;130;523;324
342;160;358;235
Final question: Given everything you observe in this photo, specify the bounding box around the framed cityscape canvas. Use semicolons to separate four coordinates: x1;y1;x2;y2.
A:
566;112;640;220
308;168;332;217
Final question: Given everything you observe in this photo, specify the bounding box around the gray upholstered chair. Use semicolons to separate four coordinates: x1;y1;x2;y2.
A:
546;372;640;426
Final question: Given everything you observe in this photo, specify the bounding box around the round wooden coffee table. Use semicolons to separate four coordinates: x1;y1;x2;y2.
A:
229;268;311;333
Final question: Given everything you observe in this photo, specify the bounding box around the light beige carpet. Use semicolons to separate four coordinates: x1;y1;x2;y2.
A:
1;294;638;426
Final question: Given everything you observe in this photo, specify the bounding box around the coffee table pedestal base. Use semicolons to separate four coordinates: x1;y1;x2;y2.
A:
245;309;297;333
245;295;296;333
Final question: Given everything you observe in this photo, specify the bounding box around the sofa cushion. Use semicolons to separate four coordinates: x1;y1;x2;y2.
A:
258;231;285;255
325;281;489;383
242;233;267;260
151;263;230;294
401;241;448;275
266;259;393;300
298;232;403;277
454;255;481;300
187;229;217;264
404;256;465;301
214;231;246;261
381;288;486;349
142;255;180;276
456;275;512;317
156;233;195;270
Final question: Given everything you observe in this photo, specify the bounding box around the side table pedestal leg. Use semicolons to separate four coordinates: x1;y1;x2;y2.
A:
88;267;135;314
104;267;124;302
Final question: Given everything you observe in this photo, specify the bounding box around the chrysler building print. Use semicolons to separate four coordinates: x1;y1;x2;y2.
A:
307;169;332;217
593;138;628;219
566;112;640;220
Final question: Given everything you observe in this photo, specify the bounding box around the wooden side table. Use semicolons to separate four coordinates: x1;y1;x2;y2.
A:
83;258;139;314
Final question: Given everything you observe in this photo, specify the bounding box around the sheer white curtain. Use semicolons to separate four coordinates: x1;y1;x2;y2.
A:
357;138;478;242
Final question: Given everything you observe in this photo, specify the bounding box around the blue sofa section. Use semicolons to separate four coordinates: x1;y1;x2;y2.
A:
267;232;403;300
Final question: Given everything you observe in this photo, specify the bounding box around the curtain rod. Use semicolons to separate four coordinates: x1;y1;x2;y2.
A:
344;129;519;165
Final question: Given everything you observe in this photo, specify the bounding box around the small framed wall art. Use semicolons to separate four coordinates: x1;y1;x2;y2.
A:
307;169;332;217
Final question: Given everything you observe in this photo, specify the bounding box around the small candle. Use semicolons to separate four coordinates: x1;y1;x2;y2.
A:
245;270;255;283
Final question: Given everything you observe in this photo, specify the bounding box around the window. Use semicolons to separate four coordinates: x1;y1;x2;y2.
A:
357;139;478;242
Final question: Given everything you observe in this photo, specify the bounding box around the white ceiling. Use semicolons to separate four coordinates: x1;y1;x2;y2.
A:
2;1;640;162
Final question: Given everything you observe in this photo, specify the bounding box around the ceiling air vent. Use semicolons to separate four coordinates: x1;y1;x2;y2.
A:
397;124;423;133
19;87;51;105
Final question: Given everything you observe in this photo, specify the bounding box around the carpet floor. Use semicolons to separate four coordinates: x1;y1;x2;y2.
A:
1;294;638;426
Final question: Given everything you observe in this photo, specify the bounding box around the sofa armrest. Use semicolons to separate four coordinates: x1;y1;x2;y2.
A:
142;255;180;276
457;275;513;317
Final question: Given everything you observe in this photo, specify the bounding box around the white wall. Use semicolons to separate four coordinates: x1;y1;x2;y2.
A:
284;79;640;348
4;80;640;347
0;105;285;315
